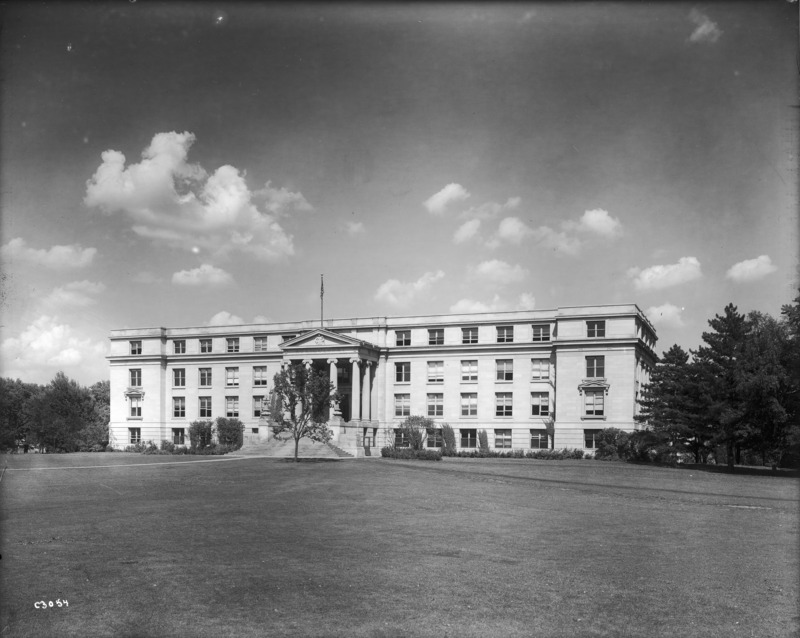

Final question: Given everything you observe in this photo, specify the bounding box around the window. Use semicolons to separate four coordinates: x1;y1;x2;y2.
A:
129;369;142;387
426;428;443;448
531;392;550;417
394;394;410;417
200;339;212;353
254;337;268;352
497;326;514;343
427;361;444;383
460;429;477;448
129;397;142;418
130;340;142;355
495;392;513;417
585;391;605;417
173;340;186;354
461;393;477;417
427;393;443;417
494;429;512;449
226;367;239;387
199;396;212;418
226;396;239;417
173;368;185;387
253;366;268;386
252;428;259;434
363;427;376;448
253;396;265;418
395;362;410;383
531;359;550;380
530;429;548;449
199;368;212;387
173;397;185;418
428;329;444;345
227;338;240;353
395;330;411;346
172;428;185;445
586;356;605;378
462;327;478;344
584;429;602;449
461;360;478;382
394;429;410;448
129;427;141;443
496;359;513;381
532;324;550;342
587;321;606;338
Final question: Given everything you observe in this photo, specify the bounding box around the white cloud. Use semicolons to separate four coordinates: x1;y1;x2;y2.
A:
374;270;445;306
472;260;529;285
531;226;582;255
0;315;107;384
172;264;234;286
43;280;106;308
725;255;777;283
628;257;702;290
207;311;244;326
345;221;365;235
84;131;302;261
486;216;534;248
459;197;521;221
423;183;470;214
1;237;96;269
689;9;722;44
453;219;482;244
449;292;535;314
563;209;622;238
646;303;686;328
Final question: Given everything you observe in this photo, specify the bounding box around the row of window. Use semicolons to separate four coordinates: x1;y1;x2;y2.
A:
129;396;268;419
392;392;552;418
394;356;603;383
129;366;271;389
127;320;611;356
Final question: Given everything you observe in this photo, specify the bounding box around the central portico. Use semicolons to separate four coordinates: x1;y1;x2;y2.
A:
279;329;381;424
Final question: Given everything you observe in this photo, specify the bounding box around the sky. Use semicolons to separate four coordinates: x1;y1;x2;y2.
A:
1;1;797;385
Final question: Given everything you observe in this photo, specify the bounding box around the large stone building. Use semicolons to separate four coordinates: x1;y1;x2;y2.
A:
108;304;657;455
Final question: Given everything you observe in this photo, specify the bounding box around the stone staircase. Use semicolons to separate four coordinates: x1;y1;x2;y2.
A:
233;433;354;459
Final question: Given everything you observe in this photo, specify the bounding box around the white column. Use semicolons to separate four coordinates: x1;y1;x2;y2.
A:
362;361;372;422
303;359;313;370
328;358;339;420
350;358;361;422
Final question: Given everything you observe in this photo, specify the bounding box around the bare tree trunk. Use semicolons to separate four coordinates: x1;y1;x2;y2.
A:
294;436;300;462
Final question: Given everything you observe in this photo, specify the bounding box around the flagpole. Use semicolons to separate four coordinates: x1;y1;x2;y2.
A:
320;274;324;328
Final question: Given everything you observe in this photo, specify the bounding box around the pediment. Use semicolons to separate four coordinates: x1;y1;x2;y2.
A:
279;329;367;350
578;378;610;395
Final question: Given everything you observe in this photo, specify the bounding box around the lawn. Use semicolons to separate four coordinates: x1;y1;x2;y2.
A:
1;454;798;637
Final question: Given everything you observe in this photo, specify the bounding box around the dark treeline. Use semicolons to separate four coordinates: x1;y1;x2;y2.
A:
0;372;109;452
633;294;800;468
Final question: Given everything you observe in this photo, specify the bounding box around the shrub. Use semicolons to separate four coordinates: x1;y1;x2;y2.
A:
525;448;586;460
188;420;214;450
594;428;631;461
441;424;457;455
215;417;245;450
380;447;442;461
478;429;489;453
160;439;176;453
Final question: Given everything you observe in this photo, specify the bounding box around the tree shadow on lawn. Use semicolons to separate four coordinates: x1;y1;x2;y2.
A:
626;460;800;479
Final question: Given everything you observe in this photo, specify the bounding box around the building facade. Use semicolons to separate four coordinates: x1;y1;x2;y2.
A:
107;304;657;454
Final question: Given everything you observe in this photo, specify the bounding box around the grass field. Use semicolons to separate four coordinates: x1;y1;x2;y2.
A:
1;454;798;637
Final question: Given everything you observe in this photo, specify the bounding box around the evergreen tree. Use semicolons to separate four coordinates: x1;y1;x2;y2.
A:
0;378;41;451
24;372;94;452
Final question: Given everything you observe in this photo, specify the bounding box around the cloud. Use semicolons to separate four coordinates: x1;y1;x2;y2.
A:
0;315;107;384
459;197;521;221
453;219;482;244
486;217;535;248
646;303;686;328
563;209;622;238
725;255;777;283
530;226;582;255
207;310;244;326
1;237;96;269
449;292;535;314
172;264;234;286
84;131;302;261
689;9;722;43
374;270;445;306
345;221;365;235
423;183;470;214
43;280;106;308
628;257;702;290
472;260;529;285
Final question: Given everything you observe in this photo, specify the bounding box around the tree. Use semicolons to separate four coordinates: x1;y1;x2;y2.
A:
24;372;94;452
394;415;432;451
215;417;245;450
270;364;337;461
0;378;41;451
75;380;110;451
